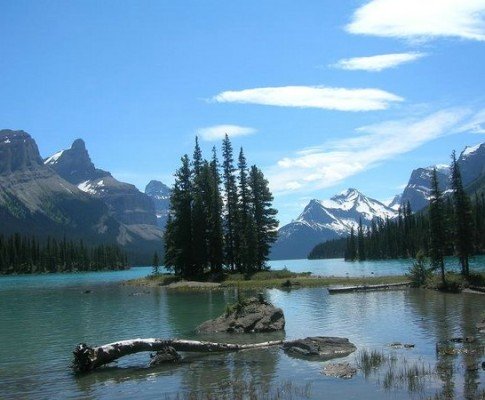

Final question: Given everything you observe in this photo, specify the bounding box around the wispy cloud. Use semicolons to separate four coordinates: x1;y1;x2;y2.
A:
197;124;256;141
212;85;403;111
268;108;481;194
333;52;426;72
346;0;485;42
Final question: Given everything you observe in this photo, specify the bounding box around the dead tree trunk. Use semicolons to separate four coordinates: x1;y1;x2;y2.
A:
73;338;284;372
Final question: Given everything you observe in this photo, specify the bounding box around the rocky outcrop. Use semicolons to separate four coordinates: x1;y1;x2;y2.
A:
197;296;285;333
283;337;356;360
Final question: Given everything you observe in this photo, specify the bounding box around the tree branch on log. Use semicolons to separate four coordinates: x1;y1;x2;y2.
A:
72;338;284;372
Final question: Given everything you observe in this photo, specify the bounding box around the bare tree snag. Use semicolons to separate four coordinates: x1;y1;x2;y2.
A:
72;338;284;372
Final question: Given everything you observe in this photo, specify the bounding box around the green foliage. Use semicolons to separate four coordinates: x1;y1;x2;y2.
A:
451;151;474;276
152;251;159;275
309;237;347;259
0;233;127;274
164;135;278;279
407;252;432;287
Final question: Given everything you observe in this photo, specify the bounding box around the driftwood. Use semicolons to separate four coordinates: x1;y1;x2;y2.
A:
72;338;284;372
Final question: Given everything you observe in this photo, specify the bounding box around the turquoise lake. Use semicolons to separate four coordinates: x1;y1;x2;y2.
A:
0;258;484;399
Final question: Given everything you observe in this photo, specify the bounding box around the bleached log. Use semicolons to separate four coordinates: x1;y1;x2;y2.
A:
72;338;284;372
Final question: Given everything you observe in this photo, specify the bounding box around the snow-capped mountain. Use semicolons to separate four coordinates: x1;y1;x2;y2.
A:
271;188;397;260
392;142;485;212
398;165;450;212
45;139;158;227
44;139;164;261
145;180;171;229
387;194;402;211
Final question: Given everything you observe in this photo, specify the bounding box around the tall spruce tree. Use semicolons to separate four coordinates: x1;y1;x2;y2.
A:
164;155;193;278
206;148;224;273
236;148;255;272
450;151;474;276
357;218;366;261
345;227;357;260
429;168;446;285
248;165;278;270
222;134;238;270
191;137;208;275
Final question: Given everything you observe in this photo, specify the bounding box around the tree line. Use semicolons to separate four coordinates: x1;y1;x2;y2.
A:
0;233;128;274
312;153;484;279
164;135;278;279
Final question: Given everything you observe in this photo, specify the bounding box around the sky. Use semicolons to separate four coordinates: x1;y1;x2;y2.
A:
1;0;485;226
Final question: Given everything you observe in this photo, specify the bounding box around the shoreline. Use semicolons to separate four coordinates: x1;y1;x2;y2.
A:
124;272;411;291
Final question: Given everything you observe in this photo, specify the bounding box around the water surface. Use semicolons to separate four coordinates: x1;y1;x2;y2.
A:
0;259;484;399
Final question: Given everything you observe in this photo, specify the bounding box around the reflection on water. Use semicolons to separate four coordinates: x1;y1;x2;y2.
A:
0;275;484;399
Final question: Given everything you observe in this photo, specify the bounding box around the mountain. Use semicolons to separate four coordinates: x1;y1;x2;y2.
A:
0;129;121;242
45;139;158;226
45;138;163;260
388;194;402;211
271;189;397;260
399;165;451;212
394;142;485;212
145;180;171;229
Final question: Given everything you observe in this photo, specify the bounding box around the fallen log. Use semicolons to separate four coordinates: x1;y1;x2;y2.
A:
72;338;284;372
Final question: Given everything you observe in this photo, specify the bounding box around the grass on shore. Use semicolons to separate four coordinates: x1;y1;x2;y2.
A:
125;269;409;290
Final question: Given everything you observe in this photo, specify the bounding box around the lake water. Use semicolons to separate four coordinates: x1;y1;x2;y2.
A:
0;258;484;399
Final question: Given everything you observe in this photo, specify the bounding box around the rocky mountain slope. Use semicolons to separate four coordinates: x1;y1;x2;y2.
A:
271;189;397;260
44;138;164;261
393;142;485;212
0;130;121;242
145;180;171;229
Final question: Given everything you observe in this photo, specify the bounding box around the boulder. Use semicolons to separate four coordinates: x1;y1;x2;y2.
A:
283;337;356;360
149;346;181;366
322;362;357;379
197;296;285;333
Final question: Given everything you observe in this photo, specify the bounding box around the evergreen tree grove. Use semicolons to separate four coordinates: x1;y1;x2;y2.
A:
164;136;278;278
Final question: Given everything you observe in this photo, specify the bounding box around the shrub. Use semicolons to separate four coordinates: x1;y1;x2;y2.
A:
408;252;432;287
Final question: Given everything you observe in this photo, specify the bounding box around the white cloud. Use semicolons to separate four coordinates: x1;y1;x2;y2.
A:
268;108;477;194
212;85;403;111
333;52;426;72
346;0;485;41
197;124;256;141
457;109;485;133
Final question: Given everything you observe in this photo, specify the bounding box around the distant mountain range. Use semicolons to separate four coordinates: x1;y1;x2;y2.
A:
271;189;396;260
0;129;171;263
271;142;485;260
395;143;485;212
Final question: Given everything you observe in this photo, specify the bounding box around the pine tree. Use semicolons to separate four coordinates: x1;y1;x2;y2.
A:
429;168;446;286
248;165;278;270
236;148;254;272
207;147;224;274
152;252;160;275
357;218;366;261
450;151;474;276
345;227;357;260
222;134;238;270
164;155;194;278
191;137;208;274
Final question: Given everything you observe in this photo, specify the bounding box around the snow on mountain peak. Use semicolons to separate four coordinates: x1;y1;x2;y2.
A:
461;143;482;158
44;150;65;165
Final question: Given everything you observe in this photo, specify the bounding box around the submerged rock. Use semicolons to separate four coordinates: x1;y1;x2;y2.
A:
197;296;285;333
149;346;181;366
283;337;356;360
322;362;357;379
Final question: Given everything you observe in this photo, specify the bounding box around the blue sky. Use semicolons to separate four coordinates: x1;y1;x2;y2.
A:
1;0;485;225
